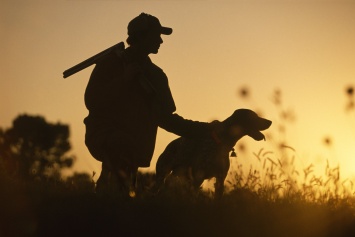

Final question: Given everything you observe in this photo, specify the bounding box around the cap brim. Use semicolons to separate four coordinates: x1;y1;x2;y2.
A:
161;26;173;35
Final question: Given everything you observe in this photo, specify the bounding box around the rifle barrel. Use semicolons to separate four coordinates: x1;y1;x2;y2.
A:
63;42;125;79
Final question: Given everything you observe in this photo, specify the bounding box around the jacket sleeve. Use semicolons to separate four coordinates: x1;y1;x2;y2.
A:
158;112;213;138
145;62;215;138
150;68;213;138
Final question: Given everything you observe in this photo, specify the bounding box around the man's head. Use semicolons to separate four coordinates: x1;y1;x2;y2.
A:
127;13;172;54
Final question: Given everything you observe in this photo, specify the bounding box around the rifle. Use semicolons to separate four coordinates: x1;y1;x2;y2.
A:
63;42;125;78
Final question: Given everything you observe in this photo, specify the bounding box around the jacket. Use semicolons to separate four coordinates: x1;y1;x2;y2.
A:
84;47;210;167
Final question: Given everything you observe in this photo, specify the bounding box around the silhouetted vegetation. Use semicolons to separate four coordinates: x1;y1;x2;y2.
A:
0;113;93;236
0;114;74;180
345;85;354;112
1;168;355;237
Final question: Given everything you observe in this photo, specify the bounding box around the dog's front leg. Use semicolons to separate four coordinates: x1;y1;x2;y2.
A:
214;178;224;199
129;170;137;197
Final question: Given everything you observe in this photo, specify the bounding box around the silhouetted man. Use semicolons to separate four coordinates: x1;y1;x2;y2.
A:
84;13;215;195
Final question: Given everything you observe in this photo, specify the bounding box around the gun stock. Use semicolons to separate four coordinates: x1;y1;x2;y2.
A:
63;42;125;79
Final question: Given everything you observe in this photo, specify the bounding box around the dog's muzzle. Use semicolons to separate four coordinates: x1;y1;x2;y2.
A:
248;118;272;141
248;130;266;141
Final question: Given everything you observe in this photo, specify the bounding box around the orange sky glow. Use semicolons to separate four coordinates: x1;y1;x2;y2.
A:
1;0;354;182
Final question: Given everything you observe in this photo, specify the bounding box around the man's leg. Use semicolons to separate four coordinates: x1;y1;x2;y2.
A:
94;131;139;197
96;159;138;197
95;162;123;196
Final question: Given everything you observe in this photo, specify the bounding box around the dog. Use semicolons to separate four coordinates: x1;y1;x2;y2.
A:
155;109;272;199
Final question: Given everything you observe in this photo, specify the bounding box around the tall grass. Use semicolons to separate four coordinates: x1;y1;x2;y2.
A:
224;147;355;204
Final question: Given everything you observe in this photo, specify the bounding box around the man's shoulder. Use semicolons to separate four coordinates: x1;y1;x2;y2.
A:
96;49;125;68
148;62;163;73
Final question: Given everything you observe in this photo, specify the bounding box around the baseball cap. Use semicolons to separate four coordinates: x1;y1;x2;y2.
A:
128;13;173;36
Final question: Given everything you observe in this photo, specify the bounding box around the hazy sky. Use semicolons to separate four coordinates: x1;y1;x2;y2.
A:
1;0;354;180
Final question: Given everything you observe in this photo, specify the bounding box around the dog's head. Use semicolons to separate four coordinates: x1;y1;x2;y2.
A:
223;109;272;141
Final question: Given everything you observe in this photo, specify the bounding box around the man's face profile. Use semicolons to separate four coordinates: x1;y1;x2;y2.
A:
142;31;163;55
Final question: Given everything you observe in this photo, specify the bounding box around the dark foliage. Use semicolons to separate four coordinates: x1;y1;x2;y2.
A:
0;114;74;180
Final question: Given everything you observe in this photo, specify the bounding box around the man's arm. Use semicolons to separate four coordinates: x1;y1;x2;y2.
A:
145;62;218;138
158;112;216;139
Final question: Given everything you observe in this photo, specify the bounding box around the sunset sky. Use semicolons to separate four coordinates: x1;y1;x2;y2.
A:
1;0;354;181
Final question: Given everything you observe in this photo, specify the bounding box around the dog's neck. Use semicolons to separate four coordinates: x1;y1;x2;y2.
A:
211;130;223;145
213;123;246;149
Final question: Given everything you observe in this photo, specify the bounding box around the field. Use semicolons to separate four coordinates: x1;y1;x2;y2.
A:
2;159;355;237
